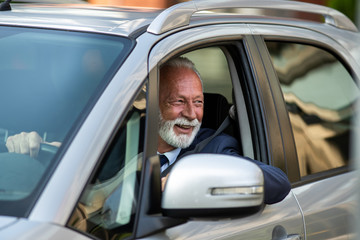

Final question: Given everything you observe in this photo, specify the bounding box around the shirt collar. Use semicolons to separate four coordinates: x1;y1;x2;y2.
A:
158;148;181;172
163;148;181;166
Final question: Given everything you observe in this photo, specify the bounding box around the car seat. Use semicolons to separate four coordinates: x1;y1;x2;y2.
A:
202;92;241;152
202;93;230;130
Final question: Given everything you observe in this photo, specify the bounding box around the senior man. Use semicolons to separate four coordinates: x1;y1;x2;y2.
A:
6;57;290;204
157;57;290;204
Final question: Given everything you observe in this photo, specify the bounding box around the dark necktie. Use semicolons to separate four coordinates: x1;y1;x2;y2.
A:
159;154;169;167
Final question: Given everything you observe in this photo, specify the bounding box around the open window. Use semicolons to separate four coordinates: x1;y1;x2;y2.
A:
158;45;265;218
179;45;253;158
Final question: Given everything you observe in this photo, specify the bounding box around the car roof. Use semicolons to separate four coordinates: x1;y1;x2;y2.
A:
0;0;357;38
0;3;161;36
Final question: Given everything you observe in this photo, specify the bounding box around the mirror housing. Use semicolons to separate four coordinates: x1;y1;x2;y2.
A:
162;154;264;218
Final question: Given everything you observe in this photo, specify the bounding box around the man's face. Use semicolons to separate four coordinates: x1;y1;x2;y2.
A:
158;66;204;151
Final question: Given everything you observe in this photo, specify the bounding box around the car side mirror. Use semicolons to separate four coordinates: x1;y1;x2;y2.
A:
162;154;264;218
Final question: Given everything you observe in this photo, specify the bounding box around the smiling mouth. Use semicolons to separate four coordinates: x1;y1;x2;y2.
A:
175;124;194;134
176;124;192;129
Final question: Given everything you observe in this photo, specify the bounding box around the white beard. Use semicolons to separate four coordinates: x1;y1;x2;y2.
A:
159;115;201;149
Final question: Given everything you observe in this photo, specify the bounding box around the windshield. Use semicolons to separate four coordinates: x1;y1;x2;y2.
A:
0;26;133;217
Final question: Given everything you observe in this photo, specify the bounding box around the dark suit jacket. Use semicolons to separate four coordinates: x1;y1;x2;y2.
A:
177;128;291;204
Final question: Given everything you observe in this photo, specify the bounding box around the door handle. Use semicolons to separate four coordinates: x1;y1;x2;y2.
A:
286;234;301;240
272;225;302;240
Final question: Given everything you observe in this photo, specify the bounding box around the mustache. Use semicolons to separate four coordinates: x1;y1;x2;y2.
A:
159;113;201;127
158;115;202;149
172;117;200;127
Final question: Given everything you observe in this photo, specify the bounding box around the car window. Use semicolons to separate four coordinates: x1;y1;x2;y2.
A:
266;41;360;177
68;88;146;239
181;45;249;156
0;26;133;217
0;27;132;141
181;47;237;137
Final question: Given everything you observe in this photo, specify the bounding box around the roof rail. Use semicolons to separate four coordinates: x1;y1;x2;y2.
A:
147;0;358;34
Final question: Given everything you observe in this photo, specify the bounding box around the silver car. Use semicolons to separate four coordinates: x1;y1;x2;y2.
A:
0;0;359;239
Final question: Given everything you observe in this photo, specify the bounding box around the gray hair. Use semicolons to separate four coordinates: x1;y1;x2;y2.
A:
161;57;203;86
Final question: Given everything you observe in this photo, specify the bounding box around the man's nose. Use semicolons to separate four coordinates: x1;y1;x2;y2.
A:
182;102;196;120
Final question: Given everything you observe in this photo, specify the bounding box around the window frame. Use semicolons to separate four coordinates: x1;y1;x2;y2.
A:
142;27;274;238
148;39;258;159
66;83;148;239
240;35;295;178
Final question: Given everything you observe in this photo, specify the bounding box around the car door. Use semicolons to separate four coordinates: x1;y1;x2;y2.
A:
253;24;360;239
147;23;304;240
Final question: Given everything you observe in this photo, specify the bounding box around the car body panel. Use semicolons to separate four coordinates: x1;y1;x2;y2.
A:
0;217;17;231
251;23;359;239
0;1;358;239
146;24;304;240
293;171;357;239
249;24;360;78
0;4;160;36
0;219;90;240
148;24;252;70
149;193;304;240
147;0;358;35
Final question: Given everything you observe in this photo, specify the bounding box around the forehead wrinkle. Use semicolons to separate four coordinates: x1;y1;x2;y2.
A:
160;66;203;101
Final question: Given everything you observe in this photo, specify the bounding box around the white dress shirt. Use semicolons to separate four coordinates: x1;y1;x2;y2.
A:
158;148;181;173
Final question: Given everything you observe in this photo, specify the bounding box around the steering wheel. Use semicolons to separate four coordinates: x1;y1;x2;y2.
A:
40;142;58;154
0;137;59;166
0;152;45;200
37;142;59;166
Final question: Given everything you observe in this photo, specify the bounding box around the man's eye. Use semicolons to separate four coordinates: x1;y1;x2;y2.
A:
171;100;184;105
194;100;203;106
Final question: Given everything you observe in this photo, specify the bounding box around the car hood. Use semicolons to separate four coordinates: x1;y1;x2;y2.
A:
0;217;88;240
0;216;18;230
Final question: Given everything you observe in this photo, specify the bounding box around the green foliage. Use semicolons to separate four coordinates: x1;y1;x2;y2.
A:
326;0;356;22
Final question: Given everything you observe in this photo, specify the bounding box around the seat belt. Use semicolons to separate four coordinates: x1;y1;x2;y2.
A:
180;115;231;158
161;106;235;177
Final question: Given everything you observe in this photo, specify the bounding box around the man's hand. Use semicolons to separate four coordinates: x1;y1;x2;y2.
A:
6;131;42;158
